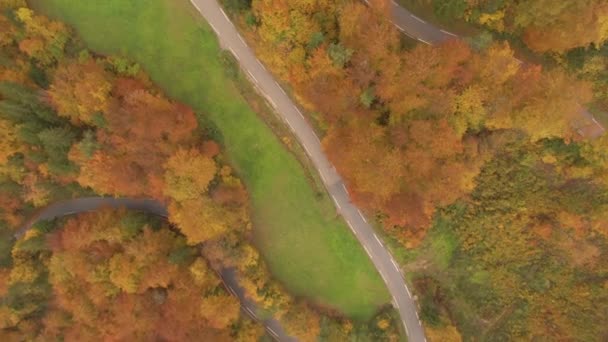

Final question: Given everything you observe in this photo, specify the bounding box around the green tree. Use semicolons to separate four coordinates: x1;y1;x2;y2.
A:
37;126;78;176
328;43;353;68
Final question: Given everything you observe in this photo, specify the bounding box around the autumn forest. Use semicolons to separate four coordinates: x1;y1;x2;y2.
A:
0;1;402;340
2;0;608;341
227;0;608;340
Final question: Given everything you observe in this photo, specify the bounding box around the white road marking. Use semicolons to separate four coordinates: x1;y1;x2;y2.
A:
295;107;305;120
411;14;426;23
392;296;399;308
341;183;348;194
227;286;236;296
405;285;411;297
208;22;219;35
313;133;321;145
257;59;266;70
374;234;383;246
395;25;417;40
245;307;257;318
419;319;422;325
247;70;258;84
345;219;353;231
403;320;409;336
391;259;400;270
331;195;342;210
358;209;368;223
220;7;229;21
380;271;388;283
592;117;606;131
415;311;419;319
228;47;239;60
404;32;417;40
319;172;327;183
189;0;201;12
418;38;431;45
286;119;295;132
303;143;312;156
238;34;246;45
268;328;278;337
346;219;356;234
275;81;286;95
363;245;372;257
440;29;457;37
267;96;277;109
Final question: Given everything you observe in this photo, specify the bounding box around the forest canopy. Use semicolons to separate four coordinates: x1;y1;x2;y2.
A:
0;210;255;341
226;0;608;339
0;2;404;341
0;2;264;339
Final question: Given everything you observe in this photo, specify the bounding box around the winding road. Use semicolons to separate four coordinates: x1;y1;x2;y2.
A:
14;197;294;341
189;0;428;341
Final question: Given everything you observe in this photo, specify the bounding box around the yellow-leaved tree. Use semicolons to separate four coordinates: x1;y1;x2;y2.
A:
48;59;113;125
0;119;18;163
168;197;234;245
163;148;217;202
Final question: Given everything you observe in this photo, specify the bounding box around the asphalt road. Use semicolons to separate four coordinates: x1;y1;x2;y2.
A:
14;197;293;341
14;198;168;239
189;0;427;341
382;0;455;44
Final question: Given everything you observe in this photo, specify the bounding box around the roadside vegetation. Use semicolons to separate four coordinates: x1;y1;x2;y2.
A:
222;0;608;340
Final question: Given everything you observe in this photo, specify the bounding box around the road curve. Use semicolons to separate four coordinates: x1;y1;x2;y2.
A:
367;0;454;44
14;197;294;341
14;198;168;239
189;0;427;341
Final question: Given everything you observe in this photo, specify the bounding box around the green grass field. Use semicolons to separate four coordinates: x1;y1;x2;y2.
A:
30;0;389;319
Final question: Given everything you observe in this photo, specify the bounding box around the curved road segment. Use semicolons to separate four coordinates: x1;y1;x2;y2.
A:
14;198;294;341
386;0;455;44
189;0;427;341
